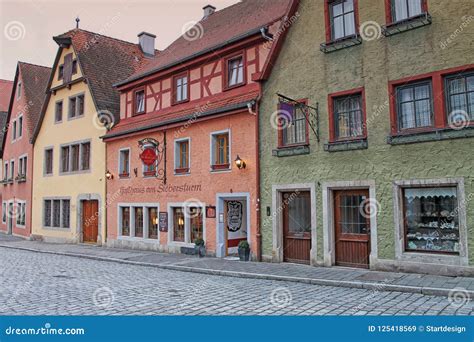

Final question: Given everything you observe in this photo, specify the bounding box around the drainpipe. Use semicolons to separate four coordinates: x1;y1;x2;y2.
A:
254;90;262;262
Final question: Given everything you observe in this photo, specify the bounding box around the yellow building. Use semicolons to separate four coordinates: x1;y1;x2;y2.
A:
31;28;152;244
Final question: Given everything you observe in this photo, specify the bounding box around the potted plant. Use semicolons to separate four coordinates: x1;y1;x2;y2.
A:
238;240;250;261
194;238;206;258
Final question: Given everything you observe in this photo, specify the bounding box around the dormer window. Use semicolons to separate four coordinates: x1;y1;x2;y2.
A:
134;88;145;115
72;60;78;75
226;54;245;88
173;73;189;104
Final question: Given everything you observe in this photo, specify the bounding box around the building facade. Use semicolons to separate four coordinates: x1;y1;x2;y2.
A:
259;0;474;275
0;63;49;238
31;29;149;244
0;79;13;212
103;1;296;259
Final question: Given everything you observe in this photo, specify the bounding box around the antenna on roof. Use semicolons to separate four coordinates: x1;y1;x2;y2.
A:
75;16;80;29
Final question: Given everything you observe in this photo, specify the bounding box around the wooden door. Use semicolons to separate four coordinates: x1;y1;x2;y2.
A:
334;190;371;268
82;200;98;243
283;191;311;264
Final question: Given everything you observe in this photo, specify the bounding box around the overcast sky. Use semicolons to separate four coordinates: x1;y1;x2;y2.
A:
0;0;239;80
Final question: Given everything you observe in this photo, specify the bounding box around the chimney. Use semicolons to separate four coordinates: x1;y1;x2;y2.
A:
203;4;216;19
138;32;156;57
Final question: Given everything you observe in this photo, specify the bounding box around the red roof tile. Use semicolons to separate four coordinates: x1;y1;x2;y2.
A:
119;0;292;86
104;89;259;139
17;62;51;138
0;79;13;112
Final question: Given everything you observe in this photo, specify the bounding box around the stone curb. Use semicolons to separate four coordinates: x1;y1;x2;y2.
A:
0;244;469;298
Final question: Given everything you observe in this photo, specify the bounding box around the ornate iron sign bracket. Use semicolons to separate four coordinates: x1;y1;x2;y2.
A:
138;132;167;184
277;93;320;142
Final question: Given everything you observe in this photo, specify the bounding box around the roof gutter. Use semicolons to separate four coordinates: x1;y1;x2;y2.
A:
114;26;268;88
101;99;255;140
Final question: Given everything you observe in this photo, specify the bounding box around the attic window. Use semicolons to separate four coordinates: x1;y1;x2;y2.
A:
72;60;78;75
134;89;146;115
17;82;21;99
58;65;64;80
226;54;245;89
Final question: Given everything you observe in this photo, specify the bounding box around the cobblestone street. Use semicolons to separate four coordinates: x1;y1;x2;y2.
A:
0;247;472;316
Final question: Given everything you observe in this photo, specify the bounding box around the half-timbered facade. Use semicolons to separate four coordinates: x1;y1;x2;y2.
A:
0;63;49;238
103;0;297;259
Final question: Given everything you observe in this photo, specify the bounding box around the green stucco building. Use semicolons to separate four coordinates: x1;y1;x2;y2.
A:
259;0;474;276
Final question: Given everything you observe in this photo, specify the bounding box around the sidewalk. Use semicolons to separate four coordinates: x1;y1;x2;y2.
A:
1;233;473;297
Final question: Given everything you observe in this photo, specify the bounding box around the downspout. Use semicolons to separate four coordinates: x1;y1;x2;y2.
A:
254;91;262;262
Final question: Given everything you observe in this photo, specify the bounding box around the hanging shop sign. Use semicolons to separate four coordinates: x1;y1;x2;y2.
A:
138;135;167;183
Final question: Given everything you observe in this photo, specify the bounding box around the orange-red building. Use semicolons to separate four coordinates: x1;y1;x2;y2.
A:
0;63;49;238
103;1;297;259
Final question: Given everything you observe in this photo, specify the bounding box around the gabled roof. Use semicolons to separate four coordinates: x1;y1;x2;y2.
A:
32;28;153;143
0;79;13;112
17;62;51;139
2;62;50;154
117;0;293;87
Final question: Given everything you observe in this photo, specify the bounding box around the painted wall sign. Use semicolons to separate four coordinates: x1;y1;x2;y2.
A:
119;184;202;195
227;201;243;232
206;206;216;218
159;212;168;232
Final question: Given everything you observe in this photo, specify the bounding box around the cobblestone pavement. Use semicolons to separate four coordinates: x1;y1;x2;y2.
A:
0;248;472;316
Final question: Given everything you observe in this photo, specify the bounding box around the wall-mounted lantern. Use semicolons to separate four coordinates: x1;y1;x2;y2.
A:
235;155;246;169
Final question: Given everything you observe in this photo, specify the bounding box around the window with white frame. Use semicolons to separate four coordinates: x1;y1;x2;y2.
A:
174;74;188;103
18;156;27;179
119;204;159;239
210;131;230;170
12;120;17;141
3;162;8;181
18;116;23;138
2;202;6;223
170;205;204;244
119;149;130;177
16;202;26;226
174;139;190;173
9;160;14;180
43;198;70;228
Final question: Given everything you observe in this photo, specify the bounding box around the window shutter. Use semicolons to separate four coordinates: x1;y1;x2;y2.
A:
63;53;73;84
